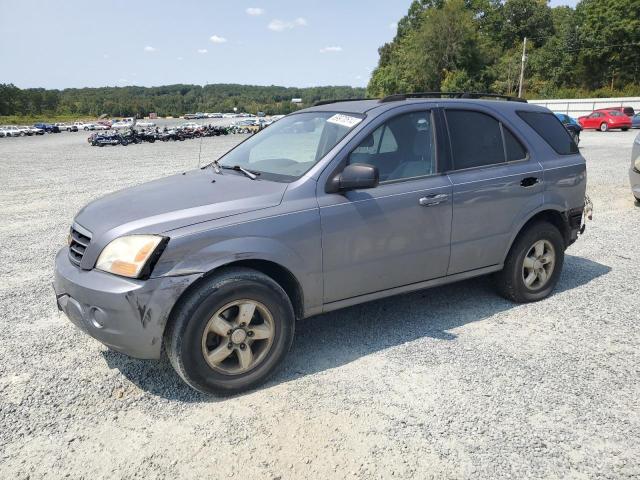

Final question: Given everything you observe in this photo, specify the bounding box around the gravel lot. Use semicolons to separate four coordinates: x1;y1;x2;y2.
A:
0;129;639;479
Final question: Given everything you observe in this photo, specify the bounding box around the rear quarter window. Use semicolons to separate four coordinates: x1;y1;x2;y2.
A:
517;111;578;155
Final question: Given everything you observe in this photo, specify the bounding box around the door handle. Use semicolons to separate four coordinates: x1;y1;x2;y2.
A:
419;193;448;206
520;177;540;188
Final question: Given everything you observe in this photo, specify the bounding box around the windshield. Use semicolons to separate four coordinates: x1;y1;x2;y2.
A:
218;111;364;181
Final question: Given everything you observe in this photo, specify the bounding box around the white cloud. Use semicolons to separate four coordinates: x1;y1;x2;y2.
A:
177;56;183;61
355;75;363;80
210;35;227;44
268;17;307;32
246;7;264;16
389;22;398;30
197;49;208;54
143;46;156;52
320;46;342;53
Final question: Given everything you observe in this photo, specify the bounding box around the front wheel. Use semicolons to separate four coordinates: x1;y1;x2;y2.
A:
495;221;565;303
165;268;295;395
622;127;629;131
600;123;609;132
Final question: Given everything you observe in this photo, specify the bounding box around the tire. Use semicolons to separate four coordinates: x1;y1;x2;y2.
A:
164;267;295;395
600;123;609;132
495;221;565;303
120;139;128;146
622;127;629;131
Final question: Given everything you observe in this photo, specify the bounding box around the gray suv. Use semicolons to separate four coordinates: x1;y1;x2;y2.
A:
54;94;588;394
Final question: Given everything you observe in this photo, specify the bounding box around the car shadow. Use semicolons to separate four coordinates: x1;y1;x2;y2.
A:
102;254;610;402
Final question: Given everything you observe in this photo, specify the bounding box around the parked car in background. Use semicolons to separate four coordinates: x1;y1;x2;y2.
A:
632;114;640;129
54;95;589;394
3;126;23;136
604;106;635;117
31;123;60;133
136;121;156;128
112;119;135;130
631;133;640;202
24;125;45;135
55;123;78;132
578;110;632;132
554;113;582;145
74;121;100;131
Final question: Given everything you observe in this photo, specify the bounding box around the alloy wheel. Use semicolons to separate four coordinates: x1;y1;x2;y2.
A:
201;299;275;375
522;239;556;290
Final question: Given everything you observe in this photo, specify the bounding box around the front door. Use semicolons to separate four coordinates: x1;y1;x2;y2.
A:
318;109;453;303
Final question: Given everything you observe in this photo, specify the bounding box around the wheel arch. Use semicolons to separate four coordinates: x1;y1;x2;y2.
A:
164;258;305;342
504;208;570;262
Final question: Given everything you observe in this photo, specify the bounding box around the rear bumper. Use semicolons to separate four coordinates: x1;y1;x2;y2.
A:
630;167;640;198
53;248;200;359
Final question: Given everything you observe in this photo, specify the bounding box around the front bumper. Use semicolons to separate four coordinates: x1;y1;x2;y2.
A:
53;248;200;359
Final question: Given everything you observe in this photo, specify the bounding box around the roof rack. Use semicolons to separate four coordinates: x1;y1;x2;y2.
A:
313;98;374;106
379;92;527;103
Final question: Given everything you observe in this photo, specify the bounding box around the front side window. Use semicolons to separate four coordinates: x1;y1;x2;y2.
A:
347;111;435;182
219;111;363;181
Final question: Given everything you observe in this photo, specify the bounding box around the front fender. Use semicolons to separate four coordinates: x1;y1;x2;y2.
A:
150;208;324;315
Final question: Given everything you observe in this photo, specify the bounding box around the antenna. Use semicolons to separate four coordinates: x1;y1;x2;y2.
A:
197;133;204;169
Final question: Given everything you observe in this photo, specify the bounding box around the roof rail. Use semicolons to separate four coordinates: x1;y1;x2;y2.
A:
313;98;374;106
379;92;527;103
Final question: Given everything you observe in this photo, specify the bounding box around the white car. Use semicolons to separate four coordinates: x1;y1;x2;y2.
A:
136;121;156;128
55;123;78;132
24;125;45;135
73;122;97;131
111;119;135;130
179;122;201;130
3;126;24;137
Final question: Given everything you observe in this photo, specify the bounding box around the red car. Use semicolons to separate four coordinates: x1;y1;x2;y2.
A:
578;109;632;132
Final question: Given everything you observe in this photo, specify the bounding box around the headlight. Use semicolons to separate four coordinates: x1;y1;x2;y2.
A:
96;235;166;278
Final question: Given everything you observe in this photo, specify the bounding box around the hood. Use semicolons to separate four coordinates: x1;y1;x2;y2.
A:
74;168;287;239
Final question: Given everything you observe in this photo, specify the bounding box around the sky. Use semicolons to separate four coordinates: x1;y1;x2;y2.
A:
0;0;578;90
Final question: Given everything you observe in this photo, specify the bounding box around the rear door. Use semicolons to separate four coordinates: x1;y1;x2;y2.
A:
444;107;543;275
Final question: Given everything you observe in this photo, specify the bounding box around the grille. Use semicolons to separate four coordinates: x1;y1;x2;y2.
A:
68;226;91;266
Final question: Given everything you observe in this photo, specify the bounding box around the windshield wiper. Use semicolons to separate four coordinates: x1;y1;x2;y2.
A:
220;164;260;180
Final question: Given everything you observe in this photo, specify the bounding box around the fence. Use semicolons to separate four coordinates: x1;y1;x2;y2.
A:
529;97;640;117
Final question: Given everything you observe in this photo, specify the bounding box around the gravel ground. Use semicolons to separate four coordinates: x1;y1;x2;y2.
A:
0;129;639;479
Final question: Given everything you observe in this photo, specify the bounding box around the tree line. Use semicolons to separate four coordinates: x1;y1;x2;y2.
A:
368;0;640;98
0;84;366;119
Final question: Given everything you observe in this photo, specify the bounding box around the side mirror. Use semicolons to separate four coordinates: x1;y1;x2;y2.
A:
327;163;379;193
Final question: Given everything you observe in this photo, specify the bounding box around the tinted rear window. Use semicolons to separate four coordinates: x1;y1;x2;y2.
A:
446;110;505;169
517;111;578;155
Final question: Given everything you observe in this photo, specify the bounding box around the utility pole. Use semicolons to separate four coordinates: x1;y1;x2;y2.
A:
518;37;527;98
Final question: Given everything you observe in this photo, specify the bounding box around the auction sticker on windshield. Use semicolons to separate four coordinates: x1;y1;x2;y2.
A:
327;114;363;129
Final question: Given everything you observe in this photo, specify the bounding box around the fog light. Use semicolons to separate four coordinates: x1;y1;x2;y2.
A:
88;307;106;329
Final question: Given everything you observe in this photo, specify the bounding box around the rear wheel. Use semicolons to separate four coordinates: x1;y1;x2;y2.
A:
600;123;609;132
622;127;629;131
165;268;295;395
495;221;565;303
